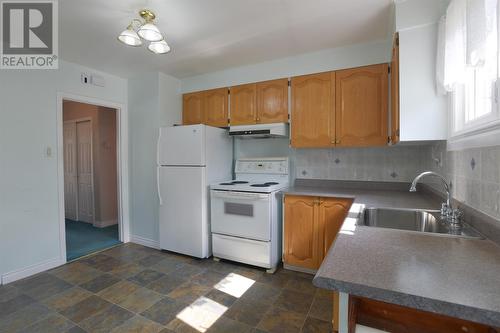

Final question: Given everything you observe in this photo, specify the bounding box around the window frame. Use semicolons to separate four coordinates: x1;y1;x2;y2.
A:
448;79;500;150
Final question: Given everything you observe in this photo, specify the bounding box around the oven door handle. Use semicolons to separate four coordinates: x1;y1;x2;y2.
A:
211;190;270;200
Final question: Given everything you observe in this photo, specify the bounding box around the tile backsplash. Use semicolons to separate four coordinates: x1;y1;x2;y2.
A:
293;146;428;182
425;142;500;221
235;138;428;182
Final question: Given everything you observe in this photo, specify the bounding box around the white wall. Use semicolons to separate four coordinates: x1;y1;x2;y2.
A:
181;40;390;93
159;73;183;126
0;60;127;282
128;72;181;245
394;0;448;142
395;0;449;31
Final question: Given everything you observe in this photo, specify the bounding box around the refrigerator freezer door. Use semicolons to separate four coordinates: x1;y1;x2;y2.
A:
158;125;205;166
159;166;209;258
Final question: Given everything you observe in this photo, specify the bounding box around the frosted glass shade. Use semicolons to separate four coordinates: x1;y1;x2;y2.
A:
148;40;171;54
118;28;142;46
138;23;163;42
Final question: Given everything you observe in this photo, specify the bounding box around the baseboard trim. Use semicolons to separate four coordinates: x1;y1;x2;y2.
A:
1;257;65;285
94;219;118;228
130;234;160;250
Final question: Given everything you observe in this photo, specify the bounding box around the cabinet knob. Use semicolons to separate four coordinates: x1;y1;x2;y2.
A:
335;139;341;144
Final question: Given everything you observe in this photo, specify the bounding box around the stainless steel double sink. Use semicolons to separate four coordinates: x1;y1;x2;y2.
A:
360;208;484;239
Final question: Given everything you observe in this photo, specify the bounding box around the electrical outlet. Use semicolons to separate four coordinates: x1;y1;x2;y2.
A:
81;73;90;84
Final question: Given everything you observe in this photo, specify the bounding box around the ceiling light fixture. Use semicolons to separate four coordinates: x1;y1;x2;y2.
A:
148;40;171;54
118;9;171;54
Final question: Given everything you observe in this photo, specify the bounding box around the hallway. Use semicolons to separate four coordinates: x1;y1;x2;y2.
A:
66;219;121;261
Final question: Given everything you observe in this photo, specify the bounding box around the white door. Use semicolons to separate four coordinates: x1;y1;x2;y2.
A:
76;121;94;223
63;122;78;220
158;125;206;166
159;166;209;258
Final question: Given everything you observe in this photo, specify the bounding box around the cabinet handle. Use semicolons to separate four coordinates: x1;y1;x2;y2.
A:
335;139;341;144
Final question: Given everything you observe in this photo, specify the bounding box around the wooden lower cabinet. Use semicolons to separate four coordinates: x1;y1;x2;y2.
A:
283;195;320;270
349;296;500;333
283;195;352;270
333;291;340;332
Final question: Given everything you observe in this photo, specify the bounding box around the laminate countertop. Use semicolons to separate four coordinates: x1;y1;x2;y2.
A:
281;182;500;327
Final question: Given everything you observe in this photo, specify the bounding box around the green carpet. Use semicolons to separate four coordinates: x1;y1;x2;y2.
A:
66;219;121;261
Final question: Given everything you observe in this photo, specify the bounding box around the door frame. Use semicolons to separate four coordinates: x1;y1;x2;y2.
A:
63;117;95;224
57;92;130;263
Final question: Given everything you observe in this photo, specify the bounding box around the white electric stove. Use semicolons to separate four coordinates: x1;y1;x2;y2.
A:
210;157;289;273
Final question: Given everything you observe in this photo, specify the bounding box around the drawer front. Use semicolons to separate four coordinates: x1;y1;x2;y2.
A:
212;233;271;268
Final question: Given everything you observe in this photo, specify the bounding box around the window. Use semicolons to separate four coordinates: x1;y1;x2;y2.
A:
439;0;500;147
451;29;499;136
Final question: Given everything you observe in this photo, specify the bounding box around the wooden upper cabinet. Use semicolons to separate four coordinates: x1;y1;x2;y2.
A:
284;195;321;270
204;88;228;127
291;72;335;148
256;78;289;124
230;83;257;125
391;33;400;144
335;63;389;147
320;198;352;257
183;92;204;125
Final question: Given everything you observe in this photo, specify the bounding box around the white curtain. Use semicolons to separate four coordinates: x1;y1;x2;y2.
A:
466;0;497;67
443;0;467;92
436;16;447;95
439;0;499;92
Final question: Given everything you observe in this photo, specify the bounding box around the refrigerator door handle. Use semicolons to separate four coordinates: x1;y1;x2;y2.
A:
156;129;162;165
157;167;163;206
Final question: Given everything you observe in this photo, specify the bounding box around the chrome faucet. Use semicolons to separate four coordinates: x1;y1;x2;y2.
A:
410;171;462;226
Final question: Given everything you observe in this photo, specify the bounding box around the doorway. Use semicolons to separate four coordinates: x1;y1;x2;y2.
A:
62;100;121;260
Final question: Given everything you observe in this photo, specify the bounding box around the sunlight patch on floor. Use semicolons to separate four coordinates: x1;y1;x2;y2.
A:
214;272;255;298
176;296;228;332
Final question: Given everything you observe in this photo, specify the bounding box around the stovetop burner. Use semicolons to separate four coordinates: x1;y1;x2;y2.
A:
251;184;271;187
219;181;250;185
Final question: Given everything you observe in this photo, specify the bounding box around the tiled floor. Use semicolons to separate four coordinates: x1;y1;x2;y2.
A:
0;243;333;333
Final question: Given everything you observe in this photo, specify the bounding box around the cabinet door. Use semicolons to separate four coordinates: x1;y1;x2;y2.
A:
204;88;228;127
230;83;257;125
335;64;388;147
291;72;335;148
319;198;352;258
183;92;204;125
284;195;321;270
390;33;400;144
257;78;289;124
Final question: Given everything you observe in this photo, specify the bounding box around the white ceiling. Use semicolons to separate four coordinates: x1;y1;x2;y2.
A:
60;0;393;79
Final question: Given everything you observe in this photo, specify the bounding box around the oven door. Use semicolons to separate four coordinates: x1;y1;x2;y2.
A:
211;190;271;241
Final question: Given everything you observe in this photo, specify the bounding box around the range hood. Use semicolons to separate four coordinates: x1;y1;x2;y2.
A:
229;123;289;138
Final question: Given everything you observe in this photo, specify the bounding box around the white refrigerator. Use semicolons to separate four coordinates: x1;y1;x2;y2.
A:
157;124;232;258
